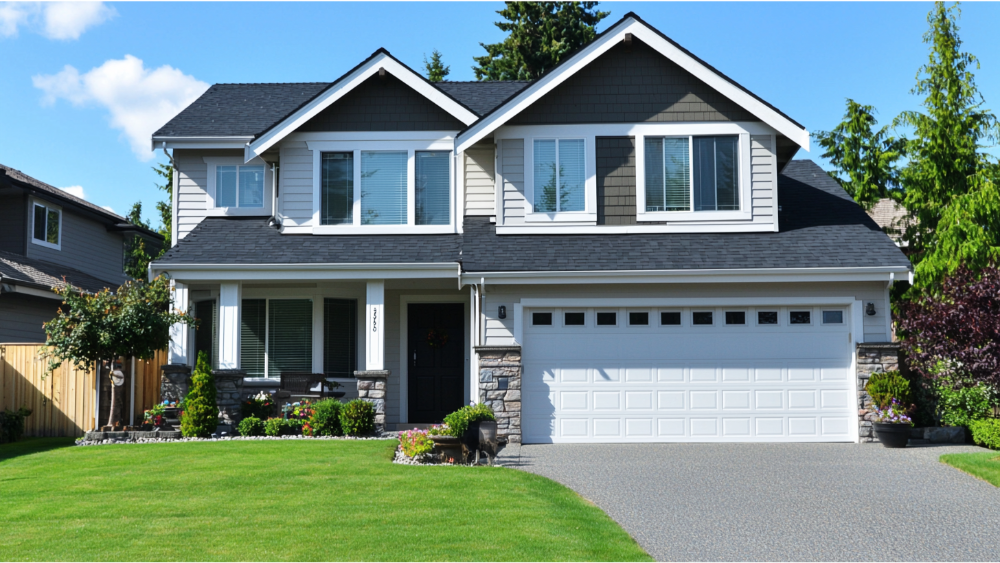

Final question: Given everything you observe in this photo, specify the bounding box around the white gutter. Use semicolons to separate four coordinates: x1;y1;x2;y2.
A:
152;136;254;150
459;266;913;285
150;262;461;282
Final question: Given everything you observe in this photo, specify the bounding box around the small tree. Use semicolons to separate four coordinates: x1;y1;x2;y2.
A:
181;352;217;438
423;50;450;82
900;264;1000;390
43;275;195;427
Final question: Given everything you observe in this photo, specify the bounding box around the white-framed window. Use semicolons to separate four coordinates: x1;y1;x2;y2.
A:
31;200;61;250
532;138;585;213
204;157;270;215
643;135;740;214
308;138;454;233
822;310;845;324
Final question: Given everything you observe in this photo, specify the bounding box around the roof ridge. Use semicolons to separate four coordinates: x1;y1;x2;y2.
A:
0;163;128;222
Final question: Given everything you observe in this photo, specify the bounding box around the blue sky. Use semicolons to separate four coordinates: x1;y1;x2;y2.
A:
2;2;998;230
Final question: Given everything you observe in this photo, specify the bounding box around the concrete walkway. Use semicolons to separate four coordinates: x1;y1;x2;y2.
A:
500;442;999;561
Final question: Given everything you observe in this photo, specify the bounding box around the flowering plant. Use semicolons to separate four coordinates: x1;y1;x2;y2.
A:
241;392;275;420
872;399;914;425
426;424;450;436
282;400;314;421
399;428;435;457
143;403;166;426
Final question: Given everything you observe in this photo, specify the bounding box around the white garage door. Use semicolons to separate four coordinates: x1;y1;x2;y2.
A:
521;306;856;443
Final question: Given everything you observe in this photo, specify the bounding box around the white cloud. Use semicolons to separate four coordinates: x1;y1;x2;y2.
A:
60;185;85;199
101;205;114;214
0;2;115;40
33;55;210;161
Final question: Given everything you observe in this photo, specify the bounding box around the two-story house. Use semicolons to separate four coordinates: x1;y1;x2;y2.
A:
0;164;163;342
150;13;911;444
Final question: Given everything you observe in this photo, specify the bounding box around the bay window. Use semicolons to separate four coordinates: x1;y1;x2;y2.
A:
642;135;741;213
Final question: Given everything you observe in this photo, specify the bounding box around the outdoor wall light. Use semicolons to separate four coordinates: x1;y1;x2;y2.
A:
498;305;507;319
866;302;876;316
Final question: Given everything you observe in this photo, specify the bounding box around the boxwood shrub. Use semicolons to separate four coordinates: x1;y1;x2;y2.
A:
264;418;302;437
442;403;496;437
340;399;375;436
865;371;911;409
970;419;1000;450
237;416;265;437
307;399;343;436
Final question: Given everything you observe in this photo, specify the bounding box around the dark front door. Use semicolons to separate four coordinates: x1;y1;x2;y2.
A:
408;303;465;423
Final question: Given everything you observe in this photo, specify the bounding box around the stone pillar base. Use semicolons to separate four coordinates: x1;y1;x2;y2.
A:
212;369;246;427
355;370;389;429
160;364;192;404
856;343;901;443
476;346;521;444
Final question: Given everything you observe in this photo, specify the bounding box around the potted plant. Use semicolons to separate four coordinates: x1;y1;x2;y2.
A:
872;398;914;448
427;424;463;463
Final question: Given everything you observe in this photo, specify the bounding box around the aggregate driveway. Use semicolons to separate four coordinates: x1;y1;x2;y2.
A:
501;442;999;561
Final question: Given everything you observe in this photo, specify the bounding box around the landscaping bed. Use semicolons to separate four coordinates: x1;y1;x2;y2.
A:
940;452;1000;487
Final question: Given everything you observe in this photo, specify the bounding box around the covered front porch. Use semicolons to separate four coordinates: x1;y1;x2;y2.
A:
156;264;478;430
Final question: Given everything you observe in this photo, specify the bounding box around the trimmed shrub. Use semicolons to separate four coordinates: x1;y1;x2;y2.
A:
307;399;343;436
938;382;992;427
181;352;217;438
237;416;265;437
865;371;911;409
969;419;1000;450
340;399;375;436
442;403;496;438
264;418;303;437
0;408;32;444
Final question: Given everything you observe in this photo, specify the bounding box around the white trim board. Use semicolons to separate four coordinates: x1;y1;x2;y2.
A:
456;16;810;153
246;52;477;162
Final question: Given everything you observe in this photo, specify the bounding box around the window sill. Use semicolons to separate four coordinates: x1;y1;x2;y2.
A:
205;207;270;217
30;237;60;251
312;225;455;235
524;212;597;223
637;209;752;222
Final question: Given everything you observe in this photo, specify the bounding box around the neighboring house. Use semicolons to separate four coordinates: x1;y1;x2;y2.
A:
150;13;911;444
0;164;162;343
867;197;910;246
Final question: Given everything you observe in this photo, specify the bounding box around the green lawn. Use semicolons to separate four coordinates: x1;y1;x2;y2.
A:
0;438;650;562
940;452;1000;487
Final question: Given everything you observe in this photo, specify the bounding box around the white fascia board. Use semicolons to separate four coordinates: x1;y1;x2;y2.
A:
245;54;478;162
0;282;62;300
456;17;810;153
152;136;254;150
520;296;859;307
460;266;911;285
496;223;775;235
150;262;461;282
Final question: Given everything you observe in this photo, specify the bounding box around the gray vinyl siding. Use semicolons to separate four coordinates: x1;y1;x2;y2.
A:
0;193;26;254
509;38;759;125
278;141;314;228
499;139;526;225
751;135;776;224
0;293;59;343
25;207;127;285
464;138;495;217
174;149;253;240
298;74;464;132
596;137;636;225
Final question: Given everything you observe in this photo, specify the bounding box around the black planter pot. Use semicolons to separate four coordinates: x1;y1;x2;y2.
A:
874;423;911;448
461;421;482;454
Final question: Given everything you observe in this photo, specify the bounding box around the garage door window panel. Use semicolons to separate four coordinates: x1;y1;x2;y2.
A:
532;312;553;326
564;312;585;326
757;311;779;326
822;310;844;324
596;311;618;326
692;311;714;325
725;311;746;325
660;311;682;326
628;311;649;326
790;311;812;325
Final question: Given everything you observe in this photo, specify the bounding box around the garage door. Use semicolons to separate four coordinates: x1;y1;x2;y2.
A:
521;306;856;443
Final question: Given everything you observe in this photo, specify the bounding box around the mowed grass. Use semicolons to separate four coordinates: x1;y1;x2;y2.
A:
940;452;1000;487
0;439;650;562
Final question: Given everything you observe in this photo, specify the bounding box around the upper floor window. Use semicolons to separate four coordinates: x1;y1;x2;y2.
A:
216;165;264;208
643;135;739;213
32;201;60;249
533;139;585;213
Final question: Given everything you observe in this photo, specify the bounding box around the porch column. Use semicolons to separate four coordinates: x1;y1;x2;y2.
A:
365;280;385;370
217;282;241;369
168;281;189;365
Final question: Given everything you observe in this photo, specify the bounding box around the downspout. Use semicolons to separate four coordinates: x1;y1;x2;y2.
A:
267;162;281;229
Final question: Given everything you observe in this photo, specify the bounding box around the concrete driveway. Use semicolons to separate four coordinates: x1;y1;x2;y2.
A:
501;442;999;561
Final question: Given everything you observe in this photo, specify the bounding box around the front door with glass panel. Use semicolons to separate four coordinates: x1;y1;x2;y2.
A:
408;303;465;423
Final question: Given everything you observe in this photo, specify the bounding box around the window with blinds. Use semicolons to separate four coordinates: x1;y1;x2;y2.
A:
324;299;357;377
241;299;267;378
533;139;585;213
644;137;691;212
321;152;353;225
267;299;313;378
415;151;450;225
693;136;739;211
360;151;408;225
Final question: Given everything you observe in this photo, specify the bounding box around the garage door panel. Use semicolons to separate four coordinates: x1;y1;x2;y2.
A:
690;391;718;409
658;418;686;436
723;418;752;436
723;390;751;410
626;418;654;437
691;418;718;436
593;391;620;410
626;391;654;410
658;367;685;382
560;391;589;410
658;391;686;410
593;419;621;437
626;367;653;382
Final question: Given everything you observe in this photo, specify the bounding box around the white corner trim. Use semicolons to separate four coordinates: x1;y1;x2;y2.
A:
246;53;477;162
456;17;809;153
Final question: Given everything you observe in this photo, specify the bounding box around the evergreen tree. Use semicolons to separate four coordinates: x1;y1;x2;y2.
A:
181;351;218;438
123;163;174;280
423;50;450;82
473;2;610;81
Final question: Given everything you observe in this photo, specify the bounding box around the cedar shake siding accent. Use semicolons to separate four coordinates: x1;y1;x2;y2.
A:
0;193;26;254
500;139;526;225
298;74;465;132
596;137;637;225
464;138;496;217
509;38;758;125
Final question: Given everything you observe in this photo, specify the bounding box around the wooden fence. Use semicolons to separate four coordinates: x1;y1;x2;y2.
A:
0;344;167;437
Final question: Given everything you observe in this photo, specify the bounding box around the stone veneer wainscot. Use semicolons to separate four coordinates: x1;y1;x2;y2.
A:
355;370;389;429
475;346;522;444
856;342;901;443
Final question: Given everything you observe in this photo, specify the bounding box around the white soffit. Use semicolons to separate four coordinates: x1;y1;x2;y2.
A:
456;16;810;153
245;52;478;162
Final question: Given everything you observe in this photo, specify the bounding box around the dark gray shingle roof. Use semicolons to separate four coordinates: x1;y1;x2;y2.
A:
154;80;533;139
155;160;910;273
1;163;126;223
0;250;119;294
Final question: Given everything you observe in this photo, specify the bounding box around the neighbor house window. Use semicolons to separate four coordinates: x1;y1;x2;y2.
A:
533;139;585;212
32;202;60;248
321;153;353;225
241;298;313;379
415;151;450;225
216;165;264;208
643;135;739;212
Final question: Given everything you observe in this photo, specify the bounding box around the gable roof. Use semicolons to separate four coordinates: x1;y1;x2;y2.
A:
455;12;810;152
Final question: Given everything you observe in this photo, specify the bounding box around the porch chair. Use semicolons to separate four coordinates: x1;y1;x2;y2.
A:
276;372;328;403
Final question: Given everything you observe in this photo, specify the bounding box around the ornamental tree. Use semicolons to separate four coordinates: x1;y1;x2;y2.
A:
43;275;195;427
899;264;1000;389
